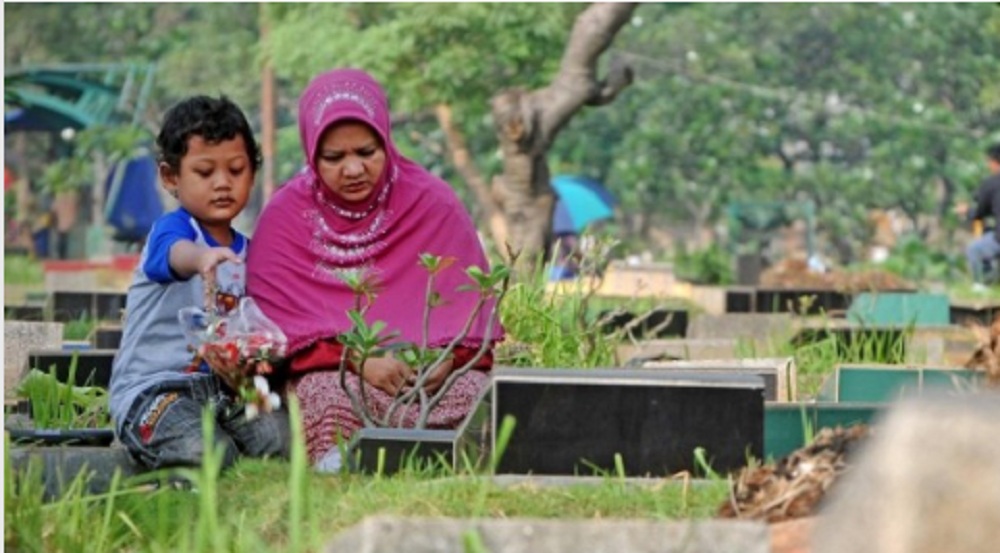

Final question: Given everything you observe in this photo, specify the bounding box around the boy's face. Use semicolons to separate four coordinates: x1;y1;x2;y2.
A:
160;135;254;240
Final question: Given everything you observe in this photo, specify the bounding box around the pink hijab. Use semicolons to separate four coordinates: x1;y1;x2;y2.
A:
247;68;503;355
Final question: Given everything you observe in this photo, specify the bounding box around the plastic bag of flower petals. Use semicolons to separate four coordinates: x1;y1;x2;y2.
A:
178;297;287;419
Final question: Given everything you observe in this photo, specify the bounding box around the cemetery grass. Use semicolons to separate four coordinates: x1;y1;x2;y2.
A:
4;254;44;286
5;405;730;553
741;321;913;399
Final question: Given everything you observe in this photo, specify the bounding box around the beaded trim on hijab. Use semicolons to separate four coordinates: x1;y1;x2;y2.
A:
310;164;398;221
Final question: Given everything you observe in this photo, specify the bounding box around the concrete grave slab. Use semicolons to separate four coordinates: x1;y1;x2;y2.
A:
618;338;742;364
8;445;141;499
687;313;795;343
326;515;770;553
640;357;798;402
688;285;729;315
813;394;1000;553
4;321;64;399
908;324;979;366
45;270;101;293
598;261;682;297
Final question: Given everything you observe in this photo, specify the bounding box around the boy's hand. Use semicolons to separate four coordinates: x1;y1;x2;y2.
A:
197;247;242;281
169;240;241;284
194;247;242;312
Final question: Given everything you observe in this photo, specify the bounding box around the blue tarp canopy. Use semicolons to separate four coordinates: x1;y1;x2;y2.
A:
104;153;163;243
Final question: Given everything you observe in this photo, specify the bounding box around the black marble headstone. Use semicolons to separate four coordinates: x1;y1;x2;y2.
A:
92;326;123;349
50;291;127;322
950;303;1000;327
492;368;764;477
27;349;116;388
725;288;754;313
753;288;853;315
347;385;493;474
348;428;457;474
4;305;46;321
598;309;688;339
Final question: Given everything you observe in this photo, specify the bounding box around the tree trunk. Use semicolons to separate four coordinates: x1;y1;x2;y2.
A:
488;2;636;266
433;104;509;253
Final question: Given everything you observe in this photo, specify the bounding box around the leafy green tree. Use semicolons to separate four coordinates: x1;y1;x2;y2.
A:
267;3;637;263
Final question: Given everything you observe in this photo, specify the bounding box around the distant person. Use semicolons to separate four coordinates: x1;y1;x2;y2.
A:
549;232;581;281
960;143;1000;286
109;96;290;472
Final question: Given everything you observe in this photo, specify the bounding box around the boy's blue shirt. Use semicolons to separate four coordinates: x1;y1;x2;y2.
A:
142;207;247;283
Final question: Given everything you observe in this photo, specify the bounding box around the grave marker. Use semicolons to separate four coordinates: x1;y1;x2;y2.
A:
5;322;64;399
326;516;770;553
347;385;492;474
49;290;127;322
27;349;116;388
491;368;764;476
817;363;983;403
641;357;797;402
847;292;950;327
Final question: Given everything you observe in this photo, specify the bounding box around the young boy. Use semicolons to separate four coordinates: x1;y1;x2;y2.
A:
110;96;289;471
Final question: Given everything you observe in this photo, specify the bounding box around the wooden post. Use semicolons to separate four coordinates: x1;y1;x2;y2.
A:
259;8;276;205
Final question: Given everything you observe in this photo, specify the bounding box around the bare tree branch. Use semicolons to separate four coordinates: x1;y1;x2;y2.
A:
538;2;637;143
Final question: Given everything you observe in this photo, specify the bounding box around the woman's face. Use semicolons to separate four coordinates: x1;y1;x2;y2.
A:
315;121;386;203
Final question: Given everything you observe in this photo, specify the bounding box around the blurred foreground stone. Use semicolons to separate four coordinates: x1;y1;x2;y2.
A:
4;321;63;399
813;393;1000;553
326;516;769;553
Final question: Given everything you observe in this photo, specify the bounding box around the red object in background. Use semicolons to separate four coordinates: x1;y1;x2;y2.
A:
112;254;140;272
5;165;15;191
42;259;104;272
39;255;139;272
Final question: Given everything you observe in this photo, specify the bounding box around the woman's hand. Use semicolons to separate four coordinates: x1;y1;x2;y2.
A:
420;358;454;395
360;356;414;396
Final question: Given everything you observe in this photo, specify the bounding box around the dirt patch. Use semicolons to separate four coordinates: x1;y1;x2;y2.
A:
760;258;912;292
963;314;1000;386
718;425;871;523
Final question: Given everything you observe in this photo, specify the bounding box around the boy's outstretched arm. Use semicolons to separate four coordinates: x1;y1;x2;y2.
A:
169;240;242;281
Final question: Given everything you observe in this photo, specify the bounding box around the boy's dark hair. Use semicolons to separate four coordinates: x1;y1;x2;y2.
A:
987;143;1000;164
156;95;262;174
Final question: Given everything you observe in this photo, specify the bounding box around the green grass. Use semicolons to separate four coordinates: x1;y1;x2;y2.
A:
4;403;728;552
5;246;923;550
947;281;1000;302
737;318;916;399
15;365;111;429
62;315;97;341
4;254;44;286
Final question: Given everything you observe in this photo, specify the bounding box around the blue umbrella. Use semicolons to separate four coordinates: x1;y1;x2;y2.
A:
551;175;616;234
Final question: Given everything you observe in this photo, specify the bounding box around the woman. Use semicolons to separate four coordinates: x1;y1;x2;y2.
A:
247;68;503;470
